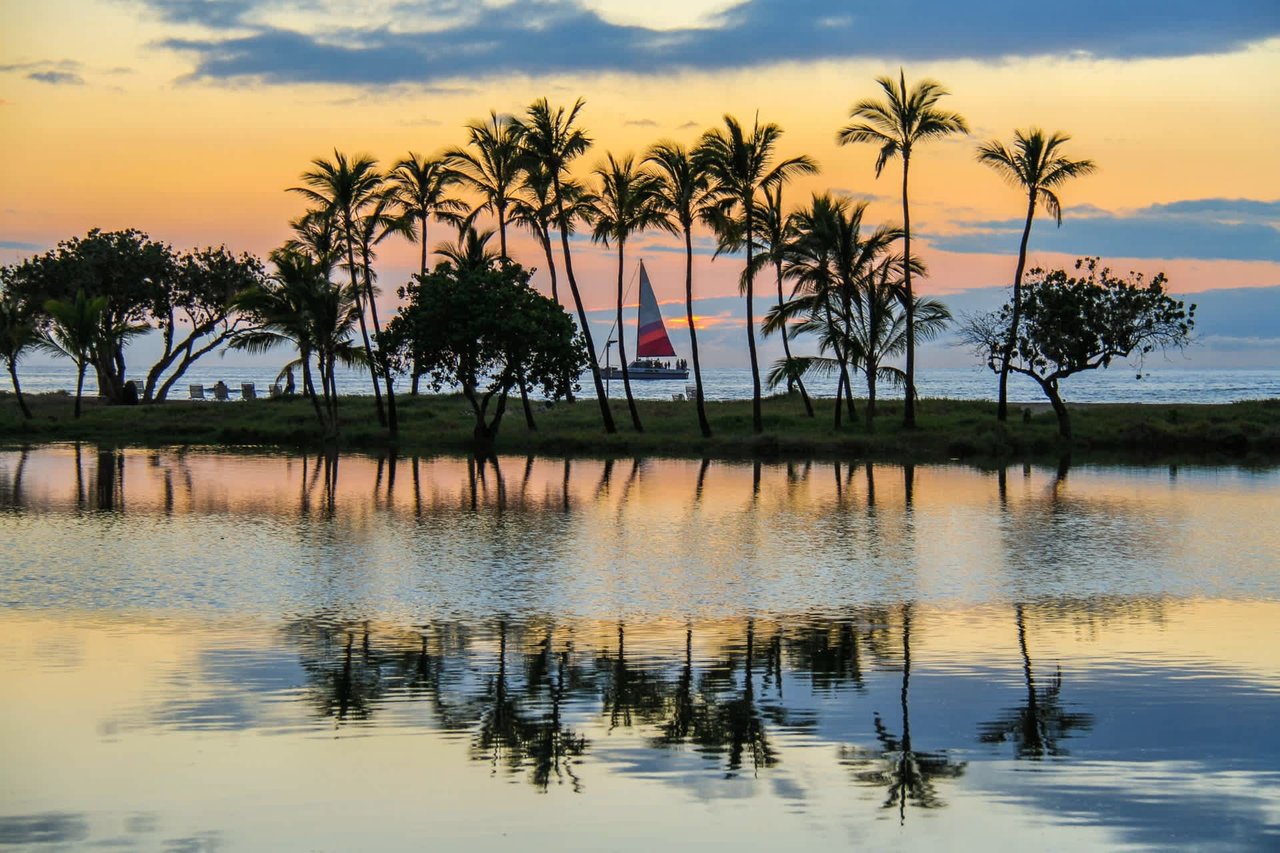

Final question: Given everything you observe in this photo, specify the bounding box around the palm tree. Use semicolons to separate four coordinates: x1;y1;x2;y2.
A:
435;224;499;272
0;290;38;418
232;248;364;438
591;153;665;432
291;150;389;427
39;290;142;418
518;97;616;433
646;141;714;438
389;152;465;277
698;114;817;434
446;111;524;261
511;167;596;309
756;183;814;416
353;187;411;434
977;129;1096;421
389;153;463;394
846;263;951;431
838;70;968;429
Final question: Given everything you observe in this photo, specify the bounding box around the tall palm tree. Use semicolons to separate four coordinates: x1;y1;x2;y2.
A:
518;97;616;433
389;152;465;277
756;183;814;417
389;153;464;394
354;187;411;434
977;128;1096;421
838;70;968;429
510;168;595;308
446;111;524;261
0;290;38;419
435;224;499;272
646;141;714;438
291;150;389;427
698;114;817;434
591;153;665;432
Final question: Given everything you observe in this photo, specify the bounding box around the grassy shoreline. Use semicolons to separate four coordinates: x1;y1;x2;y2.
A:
2;391;1277;464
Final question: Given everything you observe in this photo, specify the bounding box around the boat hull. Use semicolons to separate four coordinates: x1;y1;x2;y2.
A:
600;366;689;381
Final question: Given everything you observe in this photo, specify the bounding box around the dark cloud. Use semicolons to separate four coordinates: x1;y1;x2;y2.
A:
933;198;1280;263
27;70;85;85
145;0;1280;86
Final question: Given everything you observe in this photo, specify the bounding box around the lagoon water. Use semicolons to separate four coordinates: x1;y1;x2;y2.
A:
1;448;1278;850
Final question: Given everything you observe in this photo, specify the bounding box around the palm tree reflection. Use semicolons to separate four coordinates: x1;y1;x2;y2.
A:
841;605;965;822
978;603;1093;758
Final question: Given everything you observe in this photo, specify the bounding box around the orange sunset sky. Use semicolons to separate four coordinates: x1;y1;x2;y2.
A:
2;1;1278;366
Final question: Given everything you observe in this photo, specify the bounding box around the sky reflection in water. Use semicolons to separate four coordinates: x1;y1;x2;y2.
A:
0;447;1277;850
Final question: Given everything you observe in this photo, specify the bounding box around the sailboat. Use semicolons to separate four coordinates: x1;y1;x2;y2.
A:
601;261;690;381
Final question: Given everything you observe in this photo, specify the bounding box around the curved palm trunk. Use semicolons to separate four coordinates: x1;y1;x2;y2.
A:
998;194;1037;422
775;256;813;417
300;350;328;434
360;258;398;437
538;229;574;403
839;284;859;424
345;237;386;427
684;227;711;437
553;175;616;434
7;361;31;419
616;241;643;432
901;153;917;429
823;297;853;429
745;204;763;434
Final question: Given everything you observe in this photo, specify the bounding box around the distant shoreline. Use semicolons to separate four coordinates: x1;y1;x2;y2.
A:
3;392;1277;465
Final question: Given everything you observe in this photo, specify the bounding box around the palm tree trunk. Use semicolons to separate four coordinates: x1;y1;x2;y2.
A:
553;176;615;434
74;360;85;419
998;195;1037;422
616;243;642;432
361;261;398;438
745;203;762;434
776;257;814;417
901;153;916;429
684;227;711;438
866;364;877;432
346;239;386;427
301;352;328;434
498;207;508;260
7;360;31;419
541;231;559;305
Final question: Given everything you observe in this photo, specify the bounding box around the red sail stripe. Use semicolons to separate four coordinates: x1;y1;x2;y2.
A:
637;321;676;357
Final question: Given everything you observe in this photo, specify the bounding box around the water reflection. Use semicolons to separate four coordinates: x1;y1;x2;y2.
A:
2;448;1279;847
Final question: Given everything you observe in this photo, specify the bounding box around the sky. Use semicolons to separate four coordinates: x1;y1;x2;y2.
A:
2;0;1279;369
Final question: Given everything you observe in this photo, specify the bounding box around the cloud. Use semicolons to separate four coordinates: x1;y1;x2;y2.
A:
27;71;85;85
0;239;42;251
933;197;1280;262
142;0;1280;87
624;118;659;127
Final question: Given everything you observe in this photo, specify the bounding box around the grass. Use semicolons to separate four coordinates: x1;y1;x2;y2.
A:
2;389;1278;464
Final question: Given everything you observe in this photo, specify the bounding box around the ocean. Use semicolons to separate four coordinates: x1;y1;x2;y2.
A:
13;363;1280;405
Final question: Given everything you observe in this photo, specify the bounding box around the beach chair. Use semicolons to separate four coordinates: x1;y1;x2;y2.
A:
672;393;684;401
685;384;698;400
241;383;257;401
189;384;205;400
212;383;229;401
269;384;283;399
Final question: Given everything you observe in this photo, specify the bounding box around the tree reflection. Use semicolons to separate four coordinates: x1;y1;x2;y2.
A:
978;603;1094;758
841;605;965;821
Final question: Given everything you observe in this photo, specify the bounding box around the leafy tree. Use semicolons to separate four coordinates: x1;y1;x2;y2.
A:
839;70;968;429
646;141;714;437
977;128;1096;422
9;229;173;402
0;281;39;418
698;114;817;434
143;246;265;402
518;97;616;433
591;152;665;432
446;112;525;260
961;258;1195;438
385;258;588;444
